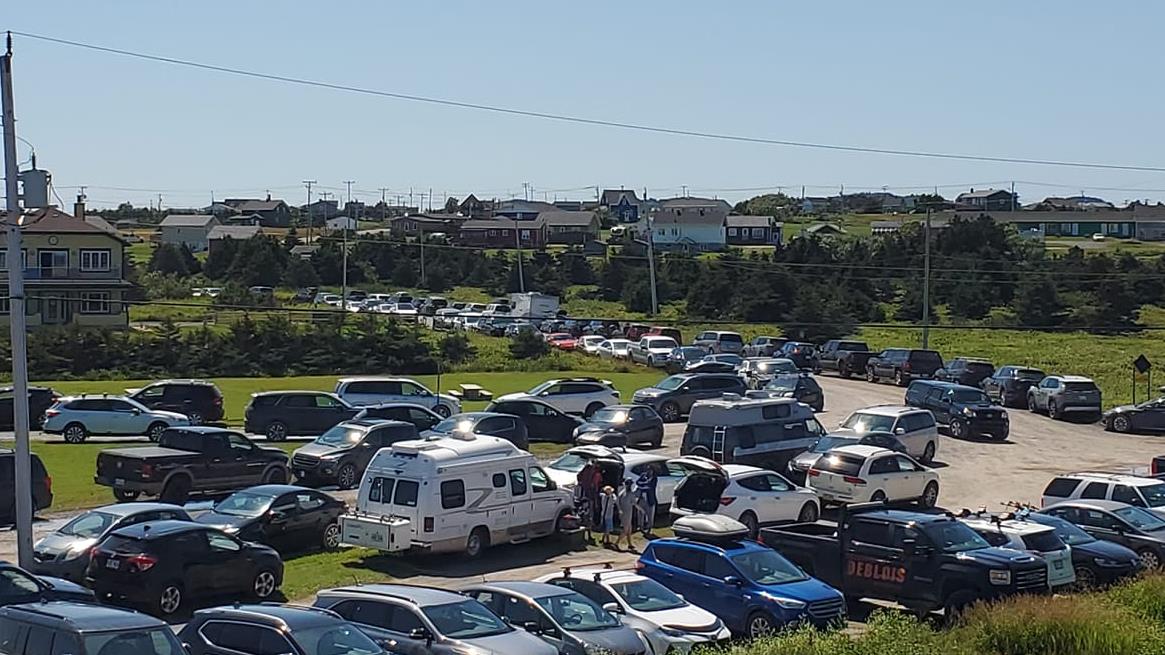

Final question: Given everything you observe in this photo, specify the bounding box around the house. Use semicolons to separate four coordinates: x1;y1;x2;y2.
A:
1028;195;1116;212
303;199;340;221
955;188;1017;212
871;220;902;235
158;214;219;252
599;189;642;223
207;225;264;256
290;244;319;260
494;199;557;220
458;194;494;218
649;210;726;252
205;201;239;217
581;240;608;256
1;206;131;329
326;216;358;232
389;213;465;238
726;215;782;245
222;196;292;227
223;213;262;226
804;223;846;237
942;206;1165;240
457;217;548;248
542;210;601;245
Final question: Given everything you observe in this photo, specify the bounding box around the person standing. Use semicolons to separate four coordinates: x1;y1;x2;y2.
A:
635;466;658;537
600;485;617;548
577;461;600;527
573;481;593;543
616;479;637;551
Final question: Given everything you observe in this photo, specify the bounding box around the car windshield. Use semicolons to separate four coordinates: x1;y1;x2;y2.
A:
720;334;743;343
758;360;797;374
765;374;801;391
316;425;365;446
677;347;705;360
655;376;687;391
292;624;383;655
1031;515;1095;546
1114;506;1165;531
590;408;627;424
549;452;592;472
953;389;990;403
1064;382;1099;392
433;416;477;434
730;550;808;585
610;578;687;612
59;511;118;538
1016;369;1045;380
83;629;186;655
1139;484;1165;508
647;339;676;349
811;436;858;453
422;600;511;639
213;491;275;517
535;592;621;631
921;522;992;553
529;381;556;394
841;412;896;433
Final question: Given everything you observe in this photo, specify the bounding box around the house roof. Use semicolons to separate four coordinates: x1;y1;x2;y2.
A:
651;212;725;227
805;223;846;234
223;198;287;212
494;199;558;213
19;207;123;236
160;214;217;228
600;189;640;205
871;220;902;229
540;210;598;227
83;214;120;235
726;215;774;228
956;189;1012;200
208;225;263;240
658;196;733;211
461;217;546;230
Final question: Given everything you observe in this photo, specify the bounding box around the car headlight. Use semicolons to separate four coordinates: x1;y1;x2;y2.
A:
1094;557;1125;568
782;391;796;398
962;407;976;416
989;569;1012;586
659;626;688;638
763;594;807;610
449;646;490;655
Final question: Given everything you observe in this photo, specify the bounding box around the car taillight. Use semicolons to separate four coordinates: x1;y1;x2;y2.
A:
843;476;866;486
44;409;60;418
807;469;821;477
634;561;645;571
213;396;223;406
719;497;736;506
423;517;434;532
127;554;158;572
43;475;52;493
903;362;912;372
141;463;154;479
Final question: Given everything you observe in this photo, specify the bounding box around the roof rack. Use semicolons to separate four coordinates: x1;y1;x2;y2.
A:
328;585;423;604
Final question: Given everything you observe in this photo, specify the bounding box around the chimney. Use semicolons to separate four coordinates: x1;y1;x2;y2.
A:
74;194;86;220
265;192;272;201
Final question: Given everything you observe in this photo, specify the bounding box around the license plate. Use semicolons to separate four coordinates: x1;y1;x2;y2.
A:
1054;560;1064;569
105;559;120;570
296;470;305;478
113;478;125;486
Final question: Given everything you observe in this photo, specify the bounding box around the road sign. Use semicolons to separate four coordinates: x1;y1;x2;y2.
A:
1134;354;1152;374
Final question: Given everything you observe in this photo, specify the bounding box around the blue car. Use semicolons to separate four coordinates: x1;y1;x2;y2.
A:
638;532;844;637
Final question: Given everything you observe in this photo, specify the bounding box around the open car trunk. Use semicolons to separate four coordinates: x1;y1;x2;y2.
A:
594;457;625;489
674;471;729;513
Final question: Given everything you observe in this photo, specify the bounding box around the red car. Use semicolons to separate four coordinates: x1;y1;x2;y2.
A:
546;333;578;350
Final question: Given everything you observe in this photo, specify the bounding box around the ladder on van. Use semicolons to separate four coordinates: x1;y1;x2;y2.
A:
711;426;727;462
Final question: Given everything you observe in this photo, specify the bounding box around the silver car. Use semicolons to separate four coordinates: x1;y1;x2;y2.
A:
1027;375;1102;419
41;395;190;443
31;503;191;581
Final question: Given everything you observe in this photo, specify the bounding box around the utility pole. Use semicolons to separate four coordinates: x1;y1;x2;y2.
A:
514;223;525;293
1011;181;1017;212
681;184;688;198
302;179;316;243
378;187;388;222
2;32;34;568
646;209;659;315
921;206;932;349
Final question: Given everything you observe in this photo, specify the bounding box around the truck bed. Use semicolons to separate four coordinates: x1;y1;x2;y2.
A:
99;446;193;459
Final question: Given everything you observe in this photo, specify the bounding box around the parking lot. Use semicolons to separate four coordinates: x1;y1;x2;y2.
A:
3;372;1159;599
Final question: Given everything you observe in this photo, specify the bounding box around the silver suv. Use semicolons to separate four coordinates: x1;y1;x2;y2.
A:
692;330;744;354
1027;375;1102;419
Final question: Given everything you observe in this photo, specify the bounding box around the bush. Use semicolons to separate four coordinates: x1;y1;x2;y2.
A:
439;333;475;364
508;330;549;359
965;593;1165;655
1106;574;1165;623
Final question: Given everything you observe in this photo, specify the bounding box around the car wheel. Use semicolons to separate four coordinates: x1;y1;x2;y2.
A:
839;363;851;379
185;411;203;426
746;611;777;638
265;421;288;442
1075;566;1098;589
433;404;451;418
740;511;760;538
584;403;604;419
949;418;966;439
251;569;278;600
797;502;820;523
659;402;681;423
337;463;359;490
922;441;936;464
690;446;712;459
146;422;168;443
160;476;191;504
651;429;664;448
1048;400;1061;420
894;370;906;387
920;482;939;508
1111;414;1132;433
155;582;184;616
466;527;490;558
322;522;341;550
943;589;978;624
62;423;88;444
647;356;655;367
870;490;887;503
113;488;141;503
1028;394;1039;413
1138;548;1161;569
263;467;287;484
865;367;877;383
813;400;824;413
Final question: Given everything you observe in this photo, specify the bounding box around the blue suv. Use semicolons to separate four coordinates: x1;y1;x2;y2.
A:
638;534;844;637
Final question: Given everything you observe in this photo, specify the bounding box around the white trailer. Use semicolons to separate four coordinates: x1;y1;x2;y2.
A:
509;292;560;319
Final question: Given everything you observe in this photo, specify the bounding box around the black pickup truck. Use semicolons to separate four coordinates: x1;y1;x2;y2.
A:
95;426;289;504
815;340;874;379
760;506;1049;616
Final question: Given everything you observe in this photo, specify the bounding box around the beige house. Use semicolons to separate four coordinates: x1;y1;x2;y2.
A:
0;206;131;328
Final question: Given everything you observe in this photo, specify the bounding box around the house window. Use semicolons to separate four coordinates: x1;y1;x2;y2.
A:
487;229;497;237
699;209;706;216
79;249;112;272
728;228;737;236
752;228;765;238
79;292;111;314
0;295;8;314
671;228;678;236
0;249;28;270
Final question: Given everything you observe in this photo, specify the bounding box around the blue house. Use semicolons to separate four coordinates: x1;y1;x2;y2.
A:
600;189;641;223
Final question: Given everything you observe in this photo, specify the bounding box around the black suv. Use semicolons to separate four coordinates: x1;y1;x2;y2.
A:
352;403;442;431
423;412;530;449
865;348;944;386
981;365;1047;408
934;358;996;388
129;379;225;425
179;604;395;655
0;386;58;430
0;601;186;655
88;520;283;617
0;450;52;525
905;380;1009;440
631;373;748;422
244;391;358;441
291;419;420;489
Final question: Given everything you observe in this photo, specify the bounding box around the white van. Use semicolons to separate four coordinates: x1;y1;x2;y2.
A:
339;433;573;557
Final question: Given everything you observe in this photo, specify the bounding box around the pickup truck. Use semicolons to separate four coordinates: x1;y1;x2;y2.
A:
94;426;290;504
760;505;1050;616
816;340;874;379
628;336;679;367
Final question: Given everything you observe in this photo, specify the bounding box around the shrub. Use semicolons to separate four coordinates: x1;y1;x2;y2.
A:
1106;574;1165;623
509;330;549;359
439;333;475;364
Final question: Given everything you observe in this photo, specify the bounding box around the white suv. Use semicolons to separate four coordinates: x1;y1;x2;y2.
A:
670;457;821;536
833;405;939;463
42;396;190;444
808;445;939;507
1041;472;1165;518
333;377;461;417
495;377;620;417
956;511;1076;589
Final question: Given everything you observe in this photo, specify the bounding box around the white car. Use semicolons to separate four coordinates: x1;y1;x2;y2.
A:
315;293;342;306
534;568;731;654
957;511;1076;589
386;302;418;317
598;339;634;360
333;376;461;417
631;337;680;367
579;335;606;355
807;445;939;507
495;378;619;417
669;457;820;536
42;396;190;444
832;405;939;463
544;445;686;508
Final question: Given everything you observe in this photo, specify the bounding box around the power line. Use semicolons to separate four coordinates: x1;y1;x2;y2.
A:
11;29;1165;174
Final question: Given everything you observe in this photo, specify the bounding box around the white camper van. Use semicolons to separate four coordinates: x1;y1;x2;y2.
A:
339;433;573;557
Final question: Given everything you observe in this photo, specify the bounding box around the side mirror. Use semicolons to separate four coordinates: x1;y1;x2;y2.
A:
131;409;141;415
182;643;193;654
602;601;624;615
408;627;434;643
723;575;743;587
894;427;906;435
520;621;542;635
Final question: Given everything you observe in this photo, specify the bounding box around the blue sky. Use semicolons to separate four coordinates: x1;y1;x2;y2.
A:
4;1;1164;209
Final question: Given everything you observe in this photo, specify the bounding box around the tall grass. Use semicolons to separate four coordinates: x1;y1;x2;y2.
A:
965;593;1165;655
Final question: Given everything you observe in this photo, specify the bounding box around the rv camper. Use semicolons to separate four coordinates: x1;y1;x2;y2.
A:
680;392;826;470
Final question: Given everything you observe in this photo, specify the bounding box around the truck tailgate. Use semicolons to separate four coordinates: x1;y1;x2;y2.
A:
96;447;189;479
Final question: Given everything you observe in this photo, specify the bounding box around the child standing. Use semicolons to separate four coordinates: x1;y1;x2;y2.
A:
600;485;617;548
